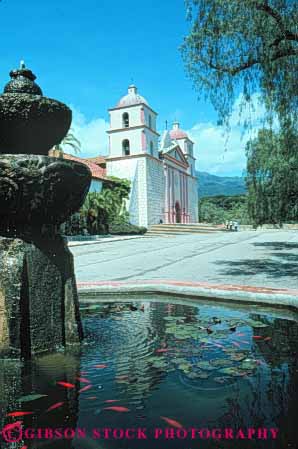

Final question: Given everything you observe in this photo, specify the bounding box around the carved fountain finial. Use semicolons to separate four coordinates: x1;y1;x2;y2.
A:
0;62;72;154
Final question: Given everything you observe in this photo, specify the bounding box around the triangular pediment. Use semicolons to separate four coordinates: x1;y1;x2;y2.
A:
164;145;188;166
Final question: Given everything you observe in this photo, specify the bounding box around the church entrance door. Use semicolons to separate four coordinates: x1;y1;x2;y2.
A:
175;201;181;223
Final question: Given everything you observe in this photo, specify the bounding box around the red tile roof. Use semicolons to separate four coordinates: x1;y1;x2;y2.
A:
85;156;107;166
62;154;107;180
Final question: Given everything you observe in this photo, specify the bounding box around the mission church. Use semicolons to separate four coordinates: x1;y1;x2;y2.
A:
105;85;198;227
60;85;199;227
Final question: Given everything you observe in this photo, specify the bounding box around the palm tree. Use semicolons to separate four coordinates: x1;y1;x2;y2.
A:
80;191;122;234
53;129;81;157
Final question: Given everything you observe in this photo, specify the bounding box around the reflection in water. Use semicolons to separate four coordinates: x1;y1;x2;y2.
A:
0;297;297;449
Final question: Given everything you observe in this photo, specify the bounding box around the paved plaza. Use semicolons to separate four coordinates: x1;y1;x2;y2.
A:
71;230;298;290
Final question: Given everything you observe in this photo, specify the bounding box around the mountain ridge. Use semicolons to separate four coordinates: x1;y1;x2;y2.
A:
197;171;247;197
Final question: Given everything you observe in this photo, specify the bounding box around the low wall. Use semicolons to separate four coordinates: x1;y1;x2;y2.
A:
239;224;298;230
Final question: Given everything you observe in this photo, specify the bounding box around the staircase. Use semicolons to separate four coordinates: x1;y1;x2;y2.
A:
146;223;228;236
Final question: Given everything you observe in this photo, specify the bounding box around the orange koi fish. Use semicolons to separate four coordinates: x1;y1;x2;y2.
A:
76;377;91;384
6;411;33;417
103;406;130;412
56;381;75;389
160;416;183;429
79;385;92;393
46;402;64;412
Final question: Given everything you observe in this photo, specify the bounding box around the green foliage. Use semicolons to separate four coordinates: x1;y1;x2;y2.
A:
54;129;81;156
63;212;88;236
64;177;132;235
109;223;147;235
245;128;298;225
199;195;250;224
181;1;298;129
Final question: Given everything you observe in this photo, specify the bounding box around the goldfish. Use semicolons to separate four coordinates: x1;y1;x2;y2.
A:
56;381;75;389
46;402;64;412
76;377;91;384
103;406;130;412
79;385;92;393
6;411;33;417
160;416;183;429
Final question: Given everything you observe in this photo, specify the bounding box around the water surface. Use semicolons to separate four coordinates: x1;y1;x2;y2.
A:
1;296;297;449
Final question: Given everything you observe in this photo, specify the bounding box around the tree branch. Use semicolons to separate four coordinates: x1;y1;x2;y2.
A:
255;2;298;43
204;48;298;75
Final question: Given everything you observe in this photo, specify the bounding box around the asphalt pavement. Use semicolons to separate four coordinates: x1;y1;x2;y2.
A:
71;230;298;290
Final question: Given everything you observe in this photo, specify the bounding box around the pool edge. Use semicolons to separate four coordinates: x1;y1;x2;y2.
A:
77;281;298;312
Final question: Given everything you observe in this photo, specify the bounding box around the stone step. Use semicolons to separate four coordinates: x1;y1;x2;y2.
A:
146;231;212;236
149;225;226;234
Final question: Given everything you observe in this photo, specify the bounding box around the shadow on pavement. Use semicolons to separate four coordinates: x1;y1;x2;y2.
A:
252;241;298;250
213;240;298;279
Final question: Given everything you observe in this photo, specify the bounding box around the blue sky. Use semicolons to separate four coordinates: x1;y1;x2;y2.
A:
0;0;263;176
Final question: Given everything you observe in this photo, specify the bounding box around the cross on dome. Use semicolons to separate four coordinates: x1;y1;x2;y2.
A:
169;121;188;139
116;84;149;107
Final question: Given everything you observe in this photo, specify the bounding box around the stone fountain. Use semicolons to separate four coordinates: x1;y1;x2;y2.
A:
0;62;91;358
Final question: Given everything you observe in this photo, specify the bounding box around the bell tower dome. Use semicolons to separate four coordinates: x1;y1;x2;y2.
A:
107;85;159;158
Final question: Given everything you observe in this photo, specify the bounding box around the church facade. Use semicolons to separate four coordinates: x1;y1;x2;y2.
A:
106;85;198;227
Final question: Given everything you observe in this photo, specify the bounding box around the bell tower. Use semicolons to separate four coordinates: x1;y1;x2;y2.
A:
106;85;165;228
107;85;159;158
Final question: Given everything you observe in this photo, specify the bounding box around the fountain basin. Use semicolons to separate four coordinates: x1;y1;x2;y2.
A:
0;154;91;230
0;94;72;155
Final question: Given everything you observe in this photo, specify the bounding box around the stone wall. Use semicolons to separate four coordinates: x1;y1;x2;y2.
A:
188;176;199;223
146;156;165;225
107;156;148;226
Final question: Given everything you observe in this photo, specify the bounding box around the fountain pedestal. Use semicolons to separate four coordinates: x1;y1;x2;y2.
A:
0;64;91;358
0;235;82;357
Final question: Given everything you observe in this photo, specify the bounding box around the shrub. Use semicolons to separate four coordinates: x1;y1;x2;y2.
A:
109;223;147;235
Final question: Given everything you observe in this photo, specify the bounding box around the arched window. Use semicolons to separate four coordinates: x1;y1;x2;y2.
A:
122;112;129;128
122;139;130;156
150;141;154;155
148;114;152;129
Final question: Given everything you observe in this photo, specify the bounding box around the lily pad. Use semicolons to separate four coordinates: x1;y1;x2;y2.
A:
195;371;210;379
214;376;233;384
148;356;164;363
219;367;244;376
247;320;269;328
196;361;217;371
165;327;177;334
18;394;48;402
164;316;186;321
172;357;189;365
151;360;168;369
209;358;233;367
240;359;258;370
186;372;201;380
178;363;192;373
198;337;211;344
229;352;249;362
174;334;189;340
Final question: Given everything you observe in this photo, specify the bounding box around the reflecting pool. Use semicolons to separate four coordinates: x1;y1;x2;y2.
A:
1;296;298;449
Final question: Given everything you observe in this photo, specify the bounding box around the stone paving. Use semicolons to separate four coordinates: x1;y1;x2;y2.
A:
71;230;298;291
